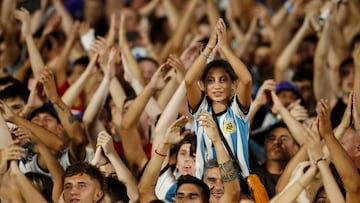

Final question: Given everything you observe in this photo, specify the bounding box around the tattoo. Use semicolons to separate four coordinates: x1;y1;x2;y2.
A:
54;102;65;111
219;160;238;182
68;115;76;124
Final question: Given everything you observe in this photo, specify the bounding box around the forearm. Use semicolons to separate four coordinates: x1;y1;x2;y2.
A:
161;0;179;30
275;26;308;82
206;0;220;28
0;114;13;148
317;160;345;203
156;77;178;109
53;0;74;36
153;82;186;154
278;108;307;145
275;146;308;193
138;141;170;202
25;35;45;79
121;84;156;128
323;134;360;193
14;171;47;203
61;71;92;107
82;76;111;126
314;21;334;102
8;115;64;152
38;145;64;202
51;99;86;147
107;153;139;202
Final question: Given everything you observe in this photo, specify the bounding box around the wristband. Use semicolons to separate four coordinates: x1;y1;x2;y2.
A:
199;50;214;61
155;149;166;157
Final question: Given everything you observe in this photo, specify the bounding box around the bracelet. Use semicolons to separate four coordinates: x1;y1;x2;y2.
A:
219;160;238;182
199;50;214;61
284;1;293;13
314;157;326;165
155;149;166;157
297;180;305;190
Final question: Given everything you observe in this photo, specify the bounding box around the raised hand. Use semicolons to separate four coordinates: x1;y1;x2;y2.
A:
105;47;121;80
14;8;32;37
270;91;286;115
253;79;276;107
90;36;111;67
149;63;172;90
96;131;116;157
305;123;324;163
10;125;34;145
0;140;24;174
288;100;309;122
317;99;333;138
337;91;354;130
0;100;15;121
25;82;47;111
197;110;219;142
167;54;186;82
216;18;229;49
180;43;201;70
38;68;59;102
164;116;189;145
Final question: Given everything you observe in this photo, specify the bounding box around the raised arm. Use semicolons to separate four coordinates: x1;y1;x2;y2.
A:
313;15;338;107
96;131;139;202
52;0;74;36
318;99;360;202
138;116;188;202
14;8;45;80
184;21;217;110
53;22;80;88
274;15;313;82
36;144;64;202
217;18;252;110
198;110;240;202
158;0;200;62
82;48;117;148
120;64;171;176
61;54;99;107
39;68;87;162
1;100;64;154
307;125;345;203
353;43;360;129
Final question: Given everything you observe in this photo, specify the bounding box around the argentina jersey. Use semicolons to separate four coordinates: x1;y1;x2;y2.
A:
192;96;251;180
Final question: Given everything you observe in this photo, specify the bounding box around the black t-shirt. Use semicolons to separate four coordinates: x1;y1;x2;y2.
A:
251;163;280;198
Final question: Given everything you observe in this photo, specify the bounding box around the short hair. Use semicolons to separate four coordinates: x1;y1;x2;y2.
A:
25;172;54;203
137;57;159;67
104;177;130;203
0;83;30;102
63;162;106;191
0;76;22;87
201;59;238;82
205;159;218;170
174;132;196;159
176;175;210;203
29;103;60;123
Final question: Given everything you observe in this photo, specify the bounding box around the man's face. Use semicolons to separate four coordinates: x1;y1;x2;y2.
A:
176;183;205;203
63;173;103;203
138;59;158;85
277;90;298;108
204;167;224;202
31;112;63;135
294;80;313;103
341;128;360;163
3;97;26;115
265;127;298;162
176;143;196;176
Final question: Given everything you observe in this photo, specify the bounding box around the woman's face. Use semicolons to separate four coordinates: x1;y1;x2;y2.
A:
204;67;234;103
